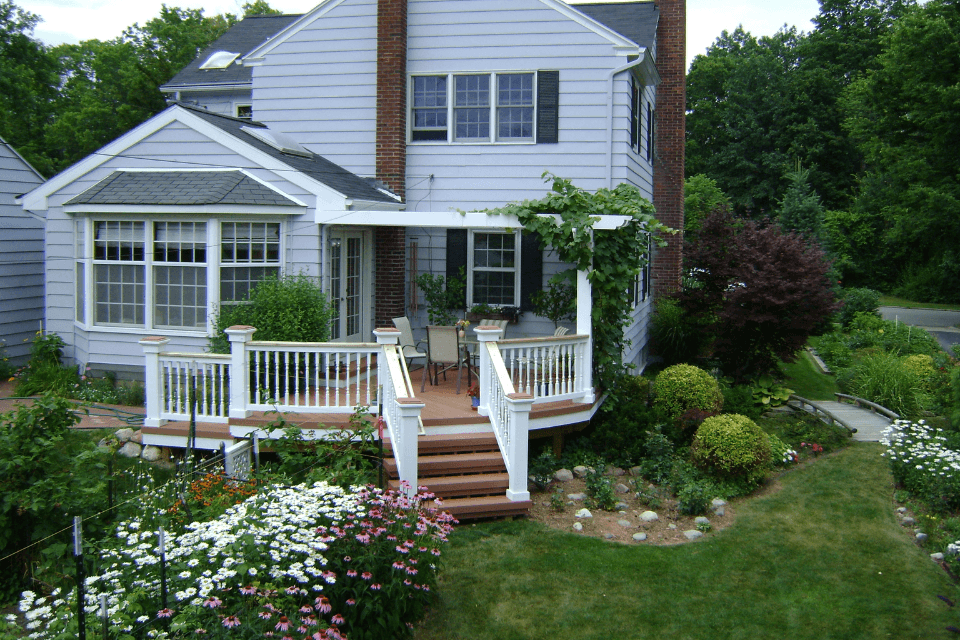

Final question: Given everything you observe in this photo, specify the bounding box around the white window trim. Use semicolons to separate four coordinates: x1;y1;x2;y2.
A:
235;103;253;120
466;229;522;308
409;71;538;145
75;216;283;336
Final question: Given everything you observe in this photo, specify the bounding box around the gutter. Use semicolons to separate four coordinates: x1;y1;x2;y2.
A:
605;49;660;190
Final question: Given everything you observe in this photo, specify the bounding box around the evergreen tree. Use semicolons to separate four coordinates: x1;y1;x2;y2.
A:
777;164;824;240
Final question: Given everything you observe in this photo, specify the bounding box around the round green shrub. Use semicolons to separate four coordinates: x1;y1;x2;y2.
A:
652;364;723;422
690;414;771;487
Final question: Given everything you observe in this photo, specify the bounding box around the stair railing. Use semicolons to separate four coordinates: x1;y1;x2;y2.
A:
375;329;425;495
476;326;534;502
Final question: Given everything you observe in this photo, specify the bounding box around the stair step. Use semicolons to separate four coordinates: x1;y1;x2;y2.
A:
389;472;509;499
384;451;505;478
383;433;499;455
439;495;532;521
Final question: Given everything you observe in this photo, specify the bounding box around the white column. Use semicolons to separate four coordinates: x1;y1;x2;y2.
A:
474;325;504;417
505;392;534;501
139;336;170;428
576;266;596;404
396;397;424;496
225;325;257;419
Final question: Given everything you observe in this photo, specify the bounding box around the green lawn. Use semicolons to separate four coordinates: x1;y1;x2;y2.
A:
781;349;839;400
880;295;960;312
416;443;957;640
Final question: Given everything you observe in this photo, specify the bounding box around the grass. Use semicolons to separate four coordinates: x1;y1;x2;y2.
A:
880;295;960;312
415;443;957;640
781;349;839;401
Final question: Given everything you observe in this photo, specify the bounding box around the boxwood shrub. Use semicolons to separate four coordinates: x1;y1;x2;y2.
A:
691;414;771;488
652;364;723;423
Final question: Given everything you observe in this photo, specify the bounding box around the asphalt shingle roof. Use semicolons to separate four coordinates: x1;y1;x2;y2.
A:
66;170;301;206
574;1;659;50
161;14;301;90
179;104;399;205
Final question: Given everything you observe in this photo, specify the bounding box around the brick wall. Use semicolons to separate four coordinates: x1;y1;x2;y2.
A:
374;0;408;326
652;0;685;298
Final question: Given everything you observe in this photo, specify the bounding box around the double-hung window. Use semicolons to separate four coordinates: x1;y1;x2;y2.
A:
468;231;520;307
82;220;281;332
412;71;549;143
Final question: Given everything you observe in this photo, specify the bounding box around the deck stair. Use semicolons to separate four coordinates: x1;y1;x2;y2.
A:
383;432;531;521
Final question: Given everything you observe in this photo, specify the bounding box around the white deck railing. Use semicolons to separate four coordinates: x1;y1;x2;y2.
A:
497;334;590;403
374;329;424;493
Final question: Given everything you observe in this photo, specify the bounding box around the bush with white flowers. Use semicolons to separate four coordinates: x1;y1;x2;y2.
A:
882;419;960;512
14;481;455;640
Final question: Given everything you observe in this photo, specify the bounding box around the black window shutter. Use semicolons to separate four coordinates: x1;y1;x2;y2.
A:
519;232;543;312
630;80;638;149
536;70;559;144
446;229;468;309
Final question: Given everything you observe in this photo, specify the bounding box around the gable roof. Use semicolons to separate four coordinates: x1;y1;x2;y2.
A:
161;14;301;91
179;104;398;204
573;2;659;50
65;170;301;207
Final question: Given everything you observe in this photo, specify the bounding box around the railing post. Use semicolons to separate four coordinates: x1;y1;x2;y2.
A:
576;268;595;404
374;327;401;399
474;325;503;416
225;325;257;419
505;392;534;501
140;336;171;428
396;397;424;495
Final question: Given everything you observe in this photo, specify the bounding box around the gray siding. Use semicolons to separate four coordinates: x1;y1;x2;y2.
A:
0;142;44;365
40;121;320;371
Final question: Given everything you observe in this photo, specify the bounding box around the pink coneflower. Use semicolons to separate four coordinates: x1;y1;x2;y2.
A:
331;614;345;625
419;546;428;553
406;567;418;576
370;583;382;591
431;548;441;556
392;561;405;570
301;614;317;626
299;606;313;614
346;569;357;577
275;616;291;631
403;579;412;586
345;599;356;606
395;545;409;554
258;611;273;620
361;572;372;580
285;586;300;595
355;533;370;544
157;608;174;618
343;556;352;562
315;597;331;614
194;629;207;635
322;570;336;581
386;535;397;541
201;597;222;609
240;585;257;595
221;616;241;628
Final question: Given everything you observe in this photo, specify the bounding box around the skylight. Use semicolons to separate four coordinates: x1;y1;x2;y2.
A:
199;51;240;70
240;126;313;158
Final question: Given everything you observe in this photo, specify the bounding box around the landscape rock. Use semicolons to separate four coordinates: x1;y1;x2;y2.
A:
117;441;142;458
604;533;615;539
615;483;630;494
575;508;593;519
896;507;907;513
632;533;647;542
554;469;574;482
901;517;916;526
947;543;960;556
931;552;945;561
115;428;136;443
605;467;626;477
573;465;592;478
668;524;678;530
615;502;629;511
567;493;587;501
714;506;726;517
695;517;711;525
916;532;928;543
639;511;659;523
573;522;583;532
131;429;143;444
684;530;704;540
141;445;162;462
712;498;727;508
618;519;633;528
629;466;643;477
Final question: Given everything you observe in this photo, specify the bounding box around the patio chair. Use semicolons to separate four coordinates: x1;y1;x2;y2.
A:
392;317;426;369
479;318;508;337
554;326;569;336
421;325;465;394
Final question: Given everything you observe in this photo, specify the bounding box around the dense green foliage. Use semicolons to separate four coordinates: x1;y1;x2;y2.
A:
835;287;881;327
0;1;279;175
209;273;333;353
651;364;722;423
690;414;771;488
415;267;465;326
683;174;730;236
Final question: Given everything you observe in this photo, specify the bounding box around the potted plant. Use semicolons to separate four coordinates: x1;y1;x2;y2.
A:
416;268;465;326
531;273;576;329
455;318;471;338
465;304;523;324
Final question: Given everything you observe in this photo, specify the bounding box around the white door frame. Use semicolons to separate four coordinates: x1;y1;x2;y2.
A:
327;227;373;343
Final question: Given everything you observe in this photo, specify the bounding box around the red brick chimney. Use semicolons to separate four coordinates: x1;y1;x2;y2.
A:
374;0;408;328
652;0;685;297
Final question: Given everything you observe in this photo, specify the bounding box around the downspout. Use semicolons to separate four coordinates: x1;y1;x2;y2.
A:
605;54;647;190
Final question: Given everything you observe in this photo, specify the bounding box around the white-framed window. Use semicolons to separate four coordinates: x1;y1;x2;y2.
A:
468;230;521;307
630;79;641;152
235;104;252;120
80;218;282;332
412;72;536;143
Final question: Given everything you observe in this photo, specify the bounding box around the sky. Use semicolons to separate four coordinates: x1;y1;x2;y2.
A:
18;0;824;70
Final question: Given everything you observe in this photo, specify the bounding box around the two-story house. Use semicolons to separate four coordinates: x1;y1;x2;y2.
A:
21;0;685;517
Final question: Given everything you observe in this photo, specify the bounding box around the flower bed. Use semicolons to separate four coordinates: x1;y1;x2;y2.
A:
15;482;455;640
881;419;960;512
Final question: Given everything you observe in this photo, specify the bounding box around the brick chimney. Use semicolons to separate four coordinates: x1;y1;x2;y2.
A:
374;0;408;328
652;0;685;297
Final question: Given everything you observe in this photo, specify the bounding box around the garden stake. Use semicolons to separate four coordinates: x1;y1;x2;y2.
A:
188;362;197;469
377;389;384;489
73;516;86;640
158;528;168;612
100;595;108;640
253;432;260;475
